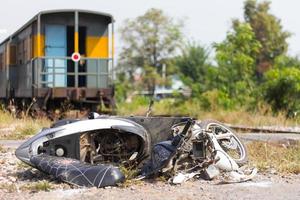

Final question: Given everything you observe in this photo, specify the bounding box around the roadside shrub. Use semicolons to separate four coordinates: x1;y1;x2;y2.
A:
117;95;150;115
153;98;202;117
200;89;235;111
261;67;300;117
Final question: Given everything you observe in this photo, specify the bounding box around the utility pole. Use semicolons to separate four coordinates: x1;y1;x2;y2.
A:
162;63;166;89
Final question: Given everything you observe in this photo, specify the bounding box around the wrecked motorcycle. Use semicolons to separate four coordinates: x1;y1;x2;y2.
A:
15;114;254;187
139;119;252;183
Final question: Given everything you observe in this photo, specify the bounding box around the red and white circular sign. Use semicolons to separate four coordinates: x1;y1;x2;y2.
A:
71;52;81;62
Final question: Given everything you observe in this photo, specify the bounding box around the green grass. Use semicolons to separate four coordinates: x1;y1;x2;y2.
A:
247;142;300;174
117;96;150;116
119;165;143;187
117;97;299;127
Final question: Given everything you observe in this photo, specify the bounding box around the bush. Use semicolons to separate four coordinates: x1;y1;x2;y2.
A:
200;89;235;111
261;67;300;117
117;95;150;115
153;98;202;117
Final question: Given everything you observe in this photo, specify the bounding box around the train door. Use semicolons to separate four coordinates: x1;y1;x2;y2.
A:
66;26;87;88
45;25;67;87
67;26;75;87
78;26;87;87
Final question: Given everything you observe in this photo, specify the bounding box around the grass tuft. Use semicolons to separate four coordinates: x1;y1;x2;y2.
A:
16;161;31;170
0;183;18;193
247;141;300;174
0;110;15;126
0;144;6;153
119;165;144;187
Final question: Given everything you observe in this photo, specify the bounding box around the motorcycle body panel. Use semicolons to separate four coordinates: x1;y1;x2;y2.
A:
16;117;150;165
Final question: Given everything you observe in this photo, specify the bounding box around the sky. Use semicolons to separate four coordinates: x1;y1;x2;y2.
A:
0;0;299;59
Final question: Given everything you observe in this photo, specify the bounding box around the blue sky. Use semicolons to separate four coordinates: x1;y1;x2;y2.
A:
0;0;299;58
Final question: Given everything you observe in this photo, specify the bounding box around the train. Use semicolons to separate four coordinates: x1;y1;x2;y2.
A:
0;10;116;117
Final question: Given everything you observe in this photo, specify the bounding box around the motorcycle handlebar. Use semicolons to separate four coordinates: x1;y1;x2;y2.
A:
172;119;194;147
180;119;193;137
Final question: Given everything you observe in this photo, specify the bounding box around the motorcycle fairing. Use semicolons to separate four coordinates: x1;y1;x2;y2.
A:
16;118;149;165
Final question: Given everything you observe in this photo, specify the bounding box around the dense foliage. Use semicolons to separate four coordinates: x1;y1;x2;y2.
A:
175;42;212;95
116;1;300;118
243;0;290;74
118;8;183;75
214;23;261;104
261;67;300;117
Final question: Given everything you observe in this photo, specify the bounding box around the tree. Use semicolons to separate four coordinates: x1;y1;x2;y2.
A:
176;43;210;83
214;23;261;101
175;42;213;95
243;0;291;74
274;55;300;70
119;8;184;77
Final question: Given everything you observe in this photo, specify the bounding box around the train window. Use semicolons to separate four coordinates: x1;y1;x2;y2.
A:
24;37;31;62
16;38;31;65
16;37;31;65
17;40;24;64
9;45;17;65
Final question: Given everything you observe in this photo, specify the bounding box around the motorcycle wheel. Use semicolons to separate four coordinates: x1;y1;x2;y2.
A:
199;119;248;165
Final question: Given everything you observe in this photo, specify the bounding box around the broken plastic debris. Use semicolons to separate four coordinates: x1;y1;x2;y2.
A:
129;152;139;161
202;165;220;180
220;168;258;184
172;172;197;184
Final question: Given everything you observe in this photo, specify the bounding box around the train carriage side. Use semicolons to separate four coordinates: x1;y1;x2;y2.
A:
0;43;8;99
0;10;115;112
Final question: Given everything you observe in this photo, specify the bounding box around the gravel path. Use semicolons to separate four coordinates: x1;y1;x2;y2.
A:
239;133;300;146
0;143;299;200
2;173;300;200
0;140;24;149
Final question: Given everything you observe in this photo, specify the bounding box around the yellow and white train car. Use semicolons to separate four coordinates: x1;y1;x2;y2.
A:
0;10;115;113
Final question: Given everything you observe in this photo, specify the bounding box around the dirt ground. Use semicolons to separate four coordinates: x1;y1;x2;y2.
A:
3;175;300;200
0;146;299;200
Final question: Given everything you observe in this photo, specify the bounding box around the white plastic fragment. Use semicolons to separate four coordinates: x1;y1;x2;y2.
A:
172;172;197;184
203;164;220;180
221;168;258;183
129;152;139;161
